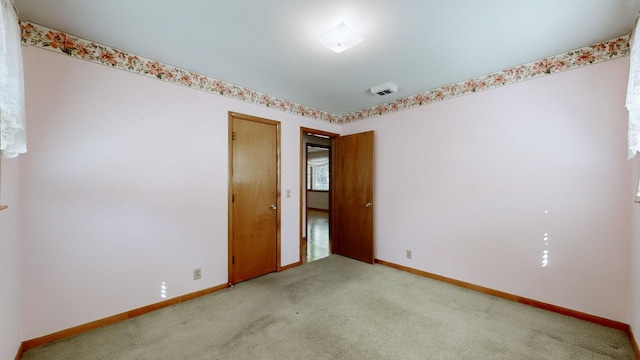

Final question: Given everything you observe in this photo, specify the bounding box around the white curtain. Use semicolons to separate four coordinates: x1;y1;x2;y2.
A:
627;14;640;159
307;151;329;167
0;0;26;158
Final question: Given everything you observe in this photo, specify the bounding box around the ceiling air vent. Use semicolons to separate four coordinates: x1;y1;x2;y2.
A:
370;82;398;96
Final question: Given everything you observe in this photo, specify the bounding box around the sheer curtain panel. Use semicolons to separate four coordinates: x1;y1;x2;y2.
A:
307;151;329;168
0;0;26;158
627;14;640;159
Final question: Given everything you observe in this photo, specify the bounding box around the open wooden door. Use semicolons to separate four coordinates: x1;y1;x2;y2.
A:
229;113;280;284
332;131;374;264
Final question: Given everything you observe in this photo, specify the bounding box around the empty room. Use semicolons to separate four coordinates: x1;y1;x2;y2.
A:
3;1;640;359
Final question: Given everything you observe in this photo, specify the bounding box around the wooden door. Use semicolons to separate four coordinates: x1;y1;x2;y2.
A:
332;131;375;264
229;113;280;284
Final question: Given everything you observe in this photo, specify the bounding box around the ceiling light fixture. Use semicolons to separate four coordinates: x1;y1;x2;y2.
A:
319;22;363;53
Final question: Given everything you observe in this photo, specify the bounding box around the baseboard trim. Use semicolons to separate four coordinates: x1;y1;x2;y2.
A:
17;262;639;359
279;261;302;271
21;282;229;352
374;259;630;332
14;342;24;360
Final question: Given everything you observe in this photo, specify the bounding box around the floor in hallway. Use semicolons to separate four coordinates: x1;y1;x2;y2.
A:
306;209;330;263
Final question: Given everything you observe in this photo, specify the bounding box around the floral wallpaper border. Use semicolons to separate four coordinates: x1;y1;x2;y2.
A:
20;22;338;123
21;21;630;125
339;35;630;124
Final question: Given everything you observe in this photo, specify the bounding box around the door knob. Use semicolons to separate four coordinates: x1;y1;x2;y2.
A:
365;202;373;208
270;204;277;210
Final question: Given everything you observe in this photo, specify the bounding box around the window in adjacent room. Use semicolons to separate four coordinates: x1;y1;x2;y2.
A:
307;146;330;191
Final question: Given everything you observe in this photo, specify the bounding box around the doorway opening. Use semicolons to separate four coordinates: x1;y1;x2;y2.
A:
306;143;330;262
300;128;338;264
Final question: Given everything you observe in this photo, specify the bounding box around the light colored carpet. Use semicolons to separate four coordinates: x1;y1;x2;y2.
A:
23;255;635;359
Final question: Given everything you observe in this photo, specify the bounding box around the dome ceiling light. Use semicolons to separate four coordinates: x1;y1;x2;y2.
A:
318;22;363;53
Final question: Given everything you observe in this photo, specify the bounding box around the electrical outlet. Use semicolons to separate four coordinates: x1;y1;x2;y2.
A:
193;268;201;280
406;250;412;259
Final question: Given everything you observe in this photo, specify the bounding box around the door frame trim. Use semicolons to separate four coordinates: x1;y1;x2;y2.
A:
299;127;339;264
228;112;282;285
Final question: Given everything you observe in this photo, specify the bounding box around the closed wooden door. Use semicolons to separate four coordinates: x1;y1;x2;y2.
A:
332;131;375;264
229;113;280;284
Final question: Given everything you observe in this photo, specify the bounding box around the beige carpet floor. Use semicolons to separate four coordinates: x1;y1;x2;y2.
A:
23;255;635;359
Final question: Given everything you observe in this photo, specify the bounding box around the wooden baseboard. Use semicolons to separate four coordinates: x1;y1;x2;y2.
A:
18;261;639;359
21;283;229;352
629;326;640;360
374;259;630;332
14;342;23;360
279;261;302;272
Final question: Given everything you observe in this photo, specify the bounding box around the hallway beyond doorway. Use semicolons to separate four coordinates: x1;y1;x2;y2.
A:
306;209;329;263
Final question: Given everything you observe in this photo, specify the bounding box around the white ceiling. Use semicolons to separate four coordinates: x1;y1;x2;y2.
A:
15;0;640;116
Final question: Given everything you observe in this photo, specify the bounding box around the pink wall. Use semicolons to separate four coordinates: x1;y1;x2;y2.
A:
631;157;640;343
21;46;339;339
342;57;633;322
0;157;23;359
19;43;635;340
